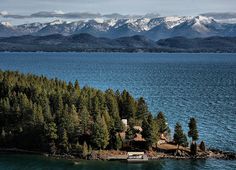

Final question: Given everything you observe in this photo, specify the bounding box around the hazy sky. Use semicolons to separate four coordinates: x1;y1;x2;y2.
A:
1;0;235;16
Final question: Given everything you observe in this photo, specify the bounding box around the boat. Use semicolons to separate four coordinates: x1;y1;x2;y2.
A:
127;152;148;162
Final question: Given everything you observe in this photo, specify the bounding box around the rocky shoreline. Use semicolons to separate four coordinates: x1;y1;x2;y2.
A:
1;148;235;162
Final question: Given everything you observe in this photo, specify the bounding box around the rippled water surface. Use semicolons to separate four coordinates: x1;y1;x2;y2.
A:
0;154;236;170
0;52;235;169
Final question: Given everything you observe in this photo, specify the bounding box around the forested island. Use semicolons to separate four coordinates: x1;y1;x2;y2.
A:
0;70;235;161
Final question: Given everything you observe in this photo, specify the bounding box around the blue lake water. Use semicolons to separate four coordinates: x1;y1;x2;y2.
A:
0;52;235;169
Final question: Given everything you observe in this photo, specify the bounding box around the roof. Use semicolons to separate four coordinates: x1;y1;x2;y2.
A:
133;134;145;141
133;126;142;132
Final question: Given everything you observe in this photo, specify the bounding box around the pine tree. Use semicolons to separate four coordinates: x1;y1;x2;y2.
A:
136;97;149;120
80;106;89;135
59;128;69;153
114;133;122;150
141;115;156;149
82;141;88;158
74;80;80;90
173;122;188;148
92;114;109;149
188;117;199;142
39;92;52;121
156;112;168;133
199;141;206;151
190;142;197;156
45;122;58;154
35;104;44;124
125;127;136;140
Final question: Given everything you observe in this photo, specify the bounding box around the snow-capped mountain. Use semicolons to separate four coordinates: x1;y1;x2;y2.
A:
0;15;236;40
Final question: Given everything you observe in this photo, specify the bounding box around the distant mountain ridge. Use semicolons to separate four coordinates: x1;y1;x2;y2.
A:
1;15;236;40
0;33;235;52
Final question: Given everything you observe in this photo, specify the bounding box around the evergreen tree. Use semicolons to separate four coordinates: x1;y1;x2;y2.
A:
92;114;109;149
35;104;44;125
58;128;69;153
80;106;89;135
136;97;149;120
141;115;156;149
39;92;52;121
156;112;168;133
190;142;197;156
45;122;58;154
82;141;88;158
173;122;188;148
74;80;80;90
188;117;199;142
199;141;206;151
125;127;136;140
114;133;122;150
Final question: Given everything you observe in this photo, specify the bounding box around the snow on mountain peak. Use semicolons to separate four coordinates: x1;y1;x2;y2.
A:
105;19;118;27
164;16;189;28
0;15;235;40
133;18;151;31
49;20;64;25
94;18;105;24
0;11;8;16
194;15;214;24
0;21;12;27
191;16;215;32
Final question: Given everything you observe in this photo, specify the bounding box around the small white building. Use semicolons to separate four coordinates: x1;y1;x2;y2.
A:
122;119;128;127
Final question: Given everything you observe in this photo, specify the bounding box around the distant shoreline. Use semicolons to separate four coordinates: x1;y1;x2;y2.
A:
0;34;236;53
0;51;236;53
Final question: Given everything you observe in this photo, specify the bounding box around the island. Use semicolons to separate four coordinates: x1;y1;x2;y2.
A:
0;70;235;161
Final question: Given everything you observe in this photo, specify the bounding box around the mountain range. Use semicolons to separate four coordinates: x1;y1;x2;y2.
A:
0;33;235;52
1;15;236;40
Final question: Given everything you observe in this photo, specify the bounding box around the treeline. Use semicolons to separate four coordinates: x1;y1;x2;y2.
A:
0;34;236;53
0;70;170;155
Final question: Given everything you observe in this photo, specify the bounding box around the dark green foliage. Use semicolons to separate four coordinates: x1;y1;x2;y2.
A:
199;141;206;151
141;115;157;149
80;106;90;135
136;97;149;120
45;122;58;154
82;141;88;158
114;134;122;150
58;128;69;153
118;90;137;119
190;142;197;156
1;34;236;53
125;127;136;140
155;112;168;133
173;122;188;147
92;114;109;149
0;70;199;154
188;117;199;141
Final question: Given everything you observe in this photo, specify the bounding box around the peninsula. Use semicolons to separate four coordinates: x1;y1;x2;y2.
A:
0;70;235;161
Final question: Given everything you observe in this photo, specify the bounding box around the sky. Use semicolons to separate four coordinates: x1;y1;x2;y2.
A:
1;0;235;16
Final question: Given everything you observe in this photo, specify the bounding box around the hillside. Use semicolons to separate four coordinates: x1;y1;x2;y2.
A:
0;34;235;52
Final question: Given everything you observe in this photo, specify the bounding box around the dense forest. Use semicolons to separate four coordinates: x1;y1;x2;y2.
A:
0;70;199;157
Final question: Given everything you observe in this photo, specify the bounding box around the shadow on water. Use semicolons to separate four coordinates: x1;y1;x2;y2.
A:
1;154;236;170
